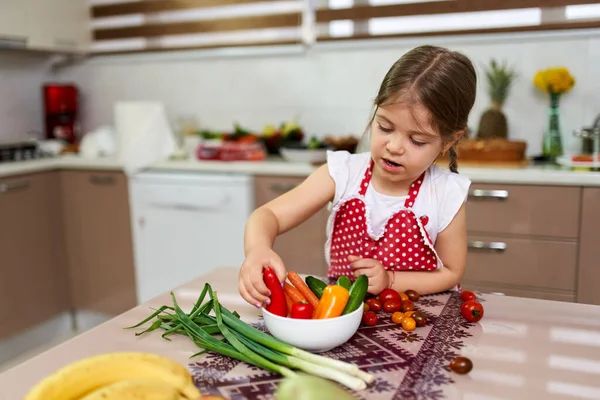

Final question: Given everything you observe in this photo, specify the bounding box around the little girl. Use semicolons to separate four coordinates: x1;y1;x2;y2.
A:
239;45;477;309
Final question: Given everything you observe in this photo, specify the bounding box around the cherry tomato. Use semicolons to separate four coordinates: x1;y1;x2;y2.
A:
399;293;409;302
405;289;420;302
460;290;477;302
401;316;416;331
449;356;473;374
461;300;484;322
391;311;404;324
363;303;369;312
362;311;378;326
404;310;415;317
411;311;427;327
365;298;382;311
378;288;401;303
383;299;402;313
401;300;415;313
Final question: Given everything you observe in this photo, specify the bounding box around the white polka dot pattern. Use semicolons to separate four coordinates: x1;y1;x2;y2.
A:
328;161;438;278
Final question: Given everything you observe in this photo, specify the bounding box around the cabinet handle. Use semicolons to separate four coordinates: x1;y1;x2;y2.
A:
468;241;507;252
270;183;297;193
0;36;27;49
89;175;116;185
468;189;508;200
0;181;29;193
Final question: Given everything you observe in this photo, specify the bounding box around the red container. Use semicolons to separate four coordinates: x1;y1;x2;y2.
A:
43;84;79;143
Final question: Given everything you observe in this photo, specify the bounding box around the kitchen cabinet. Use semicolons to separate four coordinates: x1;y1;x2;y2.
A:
0;0;90;53
61;171;137;318
577;188;600;306
462;183;581;302
0;172;69;339
254;176;329;277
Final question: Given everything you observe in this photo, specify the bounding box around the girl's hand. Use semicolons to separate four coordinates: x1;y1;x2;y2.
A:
348;255;390;295
239;246;287;308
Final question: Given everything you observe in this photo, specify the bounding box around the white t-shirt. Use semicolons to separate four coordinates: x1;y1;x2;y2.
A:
326;150;471;251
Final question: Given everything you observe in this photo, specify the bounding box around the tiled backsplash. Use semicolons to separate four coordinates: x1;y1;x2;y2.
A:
5;31;600;157
0;53;57;142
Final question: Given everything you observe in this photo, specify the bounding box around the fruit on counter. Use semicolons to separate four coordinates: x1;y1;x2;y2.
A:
411;311;427;327
404;289;420;302
383;299;402;313
323;135;359;153
449;356;473;375
305;276;327;299
378;288;401;303
461;300;484;323
342;274;368;315
361;311;378;326
128;283;375;391
336;275;352;291
264;267;288;317
460;290;477;302
400;300;415;313
79;378;185;400
399;292;409;302
275;373;358;400
24;352;201;400
287;271;320;308
400;316;416;331
291;301;314;319
313;285;350;319
365;297;382;311
391;312;404;324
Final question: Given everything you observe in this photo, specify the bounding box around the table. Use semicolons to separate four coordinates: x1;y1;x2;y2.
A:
2;268;600;399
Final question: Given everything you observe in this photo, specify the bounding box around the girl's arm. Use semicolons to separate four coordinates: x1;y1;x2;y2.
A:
244;164;336;257
387;203;467;295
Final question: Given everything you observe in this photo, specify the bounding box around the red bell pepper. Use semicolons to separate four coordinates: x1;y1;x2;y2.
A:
263;266;287;317
291;301;314;319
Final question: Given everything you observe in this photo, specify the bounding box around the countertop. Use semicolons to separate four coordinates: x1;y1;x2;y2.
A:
3;154;600;186
1;267;599;399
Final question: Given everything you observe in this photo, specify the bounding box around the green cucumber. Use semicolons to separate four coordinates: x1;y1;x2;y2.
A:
336;276;352;291
342;274;368;315
305;276;327;299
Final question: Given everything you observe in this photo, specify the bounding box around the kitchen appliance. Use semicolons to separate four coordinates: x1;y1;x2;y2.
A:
0;139;38;163
128;171;254;304
43;84;79;143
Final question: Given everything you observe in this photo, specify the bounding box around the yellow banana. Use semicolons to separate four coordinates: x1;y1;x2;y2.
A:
80;378;185;400
24;352;201;400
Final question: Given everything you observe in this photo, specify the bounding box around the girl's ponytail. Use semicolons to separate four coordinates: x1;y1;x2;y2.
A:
448;145;458;173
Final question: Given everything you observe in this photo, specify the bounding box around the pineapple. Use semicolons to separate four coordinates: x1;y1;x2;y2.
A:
476;59;517;139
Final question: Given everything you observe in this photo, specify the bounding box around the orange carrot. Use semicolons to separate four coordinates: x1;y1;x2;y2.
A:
284;292;293;316
287;271;319;308
284;282;307;304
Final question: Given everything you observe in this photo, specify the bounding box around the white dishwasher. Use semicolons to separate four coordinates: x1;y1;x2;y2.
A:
128;171;253;304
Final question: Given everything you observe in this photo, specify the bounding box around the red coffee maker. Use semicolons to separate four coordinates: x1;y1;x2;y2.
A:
43;84;79;143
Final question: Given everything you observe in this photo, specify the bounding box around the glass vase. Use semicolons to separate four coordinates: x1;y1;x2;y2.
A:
542;92;563;161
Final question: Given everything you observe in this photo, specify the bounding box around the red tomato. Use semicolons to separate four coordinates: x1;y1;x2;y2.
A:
400;300;415;313
378;288;401;303
461;300;484;322
460;291;477;302
290;302;314;319
362;311;378;326
365;298;383;311
383;299;402;313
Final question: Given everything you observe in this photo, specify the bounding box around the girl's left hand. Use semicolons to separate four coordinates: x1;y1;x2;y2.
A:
348;255;390;295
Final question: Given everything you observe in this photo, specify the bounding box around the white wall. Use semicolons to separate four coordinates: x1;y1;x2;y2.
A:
62;30;600;156
0;52;58;142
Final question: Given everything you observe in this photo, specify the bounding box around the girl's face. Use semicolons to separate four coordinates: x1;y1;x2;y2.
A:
370;102;449;190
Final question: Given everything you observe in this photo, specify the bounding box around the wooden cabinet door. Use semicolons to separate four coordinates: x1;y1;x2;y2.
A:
0;172;69;339
254;176;329;277
61;171;136;316
577;188;600;305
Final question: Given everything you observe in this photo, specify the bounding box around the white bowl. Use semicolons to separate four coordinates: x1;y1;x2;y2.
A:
279;147;328;164
261;306;363;353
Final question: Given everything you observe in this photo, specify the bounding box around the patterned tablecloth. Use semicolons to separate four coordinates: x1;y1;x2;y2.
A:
189;291;479;400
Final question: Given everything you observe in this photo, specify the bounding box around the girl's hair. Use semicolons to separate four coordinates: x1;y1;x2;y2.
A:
365;45;477;173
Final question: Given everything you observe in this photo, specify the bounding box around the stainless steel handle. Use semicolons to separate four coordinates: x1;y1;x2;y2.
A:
89;175;116;185
270;183;297;193
0;36;27;49
468;241;507;252
0;181;29;193
469;189;508;200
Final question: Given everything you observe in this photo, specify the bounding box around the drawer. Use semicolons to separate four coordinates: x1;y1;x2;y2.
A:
463;235;577;291
459;281;576;303
466;184;580;238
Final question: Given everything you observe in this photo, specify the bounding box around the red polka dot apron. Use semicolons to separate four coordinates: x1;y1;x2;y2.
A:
328;160;441;279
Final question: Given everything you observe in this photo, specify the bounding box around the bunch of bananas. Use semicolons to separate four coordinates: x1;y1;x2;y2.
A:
24;351;203;400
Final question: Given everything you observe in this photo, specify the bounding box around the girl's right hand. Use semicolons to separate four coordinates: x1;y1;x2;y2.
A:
238;246;287;308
